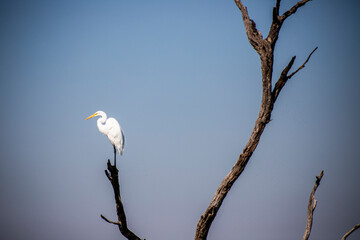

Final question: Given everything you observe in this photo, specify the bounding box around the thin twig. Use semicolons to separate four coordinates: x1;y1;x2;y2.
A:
288;47;318;79
341;224;360;240
101;214;120;226
105;169;112;181
302;170;324;240
272;47;317;102
281;0;312;22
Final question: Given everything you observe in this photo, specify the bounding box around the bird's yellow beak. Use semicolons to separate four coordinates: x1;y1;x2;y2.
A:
85;112;98;120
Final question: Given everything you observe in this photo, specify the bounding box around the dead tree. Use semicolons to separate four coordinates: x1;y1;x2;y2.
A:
302;171;323;240
299;171;359;240
195;1;318;239
101;158;143;240
98;1;357;240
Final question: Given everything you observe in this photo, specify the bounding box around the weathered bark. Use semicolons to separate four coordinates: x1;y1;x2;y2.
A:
195;1;316;239
302;170;324;240
341;224;360;240
101;159;142;240
272;47;317;102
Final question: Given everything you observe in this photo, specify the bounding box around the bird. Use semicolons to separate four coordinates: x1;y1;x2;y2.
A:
86;111;125;166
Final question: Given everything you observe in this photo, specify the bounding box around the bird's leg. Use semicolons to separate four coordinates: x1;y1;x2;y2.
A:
113;145;117;167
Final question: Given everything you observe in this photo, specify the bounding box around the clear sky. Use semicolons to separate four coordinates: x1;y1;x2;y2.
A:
0;0;359;239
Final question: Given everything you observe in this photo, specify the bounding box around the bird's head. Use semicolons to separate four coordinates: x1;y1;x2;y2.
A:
85;111;105;120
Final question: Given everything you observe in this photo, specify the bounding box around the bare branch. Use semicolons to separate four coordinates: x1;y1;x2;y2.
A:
104;159;142;240
342;224;360;240
268;0;311;45
302;170;324;240
272;47;317;102
234;0;264;53
101;214;120;226
267;0;283;46
281;0;311;22
195;76;274;239
288;47;318;79
272;0;281;22
105;169;112;181
195;2;316;239
272;56;296;102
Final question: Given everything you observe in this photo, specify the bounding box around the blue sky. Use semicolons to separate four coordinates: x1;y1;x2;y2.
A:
0;0;359;239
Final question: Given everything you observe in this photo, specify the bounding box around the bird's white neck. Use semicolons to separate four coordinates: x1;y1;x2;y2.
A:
96;113;108;135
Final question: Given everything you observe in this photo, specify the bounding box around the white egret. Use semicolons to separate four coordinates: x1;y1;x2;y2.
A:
86;111;125;166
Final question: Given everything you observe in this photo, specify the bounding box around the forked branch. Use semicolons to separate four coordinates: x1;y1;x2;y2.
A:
272;47;318;102
102;159;142;240
194;1;317;239
341;224;360;240
268;0;311;46
302;170;324;240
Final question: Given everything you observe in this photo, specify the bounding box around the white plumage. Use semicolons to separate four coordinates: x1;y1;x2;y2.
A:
86;110;125;156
